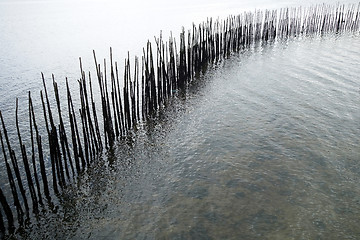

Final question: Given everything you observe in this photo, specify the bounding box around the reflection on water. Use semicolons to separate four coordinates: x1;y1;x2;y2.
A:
16;33;360;239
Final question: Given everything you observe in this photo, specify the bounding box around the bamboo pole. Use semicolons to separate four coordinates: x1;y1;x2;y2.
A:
28;92;43;206
42;74;66;189
89;73;103;150
15;98;38;212
0;110;29;216
29;92;50;200
53;78;74;181
0;187;15;234
0;126;24;225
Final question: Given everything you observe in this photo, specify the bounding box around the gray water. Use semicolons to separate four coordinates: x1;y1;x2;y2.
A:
1;0;360;239
15;34;359;239
0;0;357;112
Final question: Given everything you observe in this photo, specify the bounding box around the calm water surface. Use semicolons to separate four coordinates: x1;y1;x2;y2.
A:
17;34;360;239
0;0;357;111
0;0;359;239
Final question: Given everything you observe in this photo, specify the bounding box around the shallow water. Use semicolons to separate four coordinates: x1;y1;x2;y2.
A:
14;33;360;239
1;0;360;239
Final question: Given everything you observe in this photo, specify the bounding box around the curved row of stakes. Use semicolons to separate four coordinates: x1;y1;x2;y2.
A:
1;2;360;237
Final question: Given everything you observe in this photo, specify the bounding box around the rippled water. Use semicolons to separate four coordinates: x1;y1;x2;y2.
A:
1;0;360;239
15;33;359;239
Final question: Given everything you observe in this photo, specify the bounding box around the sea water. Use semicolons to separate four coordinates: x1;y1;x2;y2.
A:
0;0;359;239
